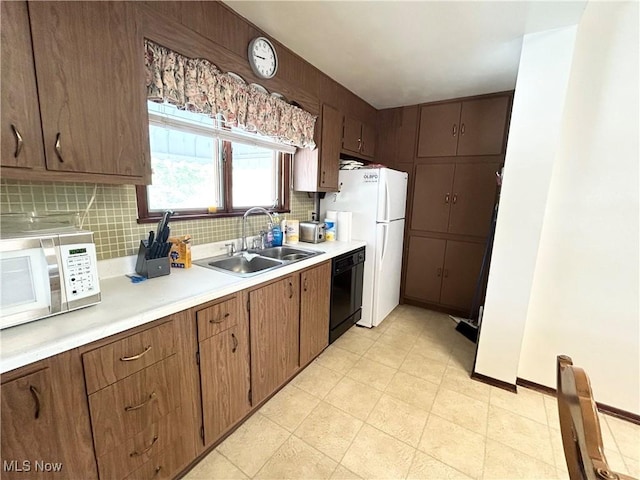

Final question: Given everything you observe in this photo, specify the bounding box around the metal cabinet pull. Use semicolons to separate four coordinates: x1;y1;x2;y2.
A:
29;385;41;419
231;333;238;353
460;123;466;135
443;269;449;278
154;466;163;476
452;194;458;204
11;124;23;158
210;312;230;324
321;171;326;184
444;193;450;204
130;435;158;457
120;345;152;361
54;133;64;162
436;268;442;278
125;391;157;412
452;124;457;137
303;276;308;292
288;281;293;299
358;138;362;151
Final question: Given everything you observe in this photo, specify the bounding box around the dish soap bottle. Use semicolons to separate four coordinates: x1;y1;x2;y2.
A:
272;214;283;246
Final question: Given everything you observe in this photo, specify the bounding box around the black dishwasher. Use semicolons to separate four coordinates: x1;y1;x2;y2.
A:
329;247;365;344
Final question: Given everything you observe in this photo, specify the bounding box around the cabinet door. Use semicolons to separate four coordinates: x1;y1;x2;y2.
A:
300;262;331;366
319;104;342;190
410;164;455;233
29;2;149;179
249;276;300;405
342;116;362;153
417;102;461;157
440;241;485;312
457;96;510;156
199;325;250;445
404;236;446;303
1;369;54;479
0;1;45;170
360;122;376;158
448;163;499;237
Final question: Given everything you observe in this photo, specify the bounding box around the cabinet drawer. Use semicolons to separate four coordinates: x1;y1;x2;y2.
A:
123;441;186;480
196;296;239;341
89;355;181;457
83;321;176;394
96;408;181;480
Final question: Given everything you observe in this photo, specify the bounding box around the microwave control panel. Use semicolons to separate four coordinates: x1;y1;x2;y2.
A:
60;243;100;300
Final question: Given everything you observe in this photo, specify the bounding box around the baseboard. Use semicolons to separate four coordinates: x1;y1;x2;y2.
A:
471;371;517;393
516;377;640;426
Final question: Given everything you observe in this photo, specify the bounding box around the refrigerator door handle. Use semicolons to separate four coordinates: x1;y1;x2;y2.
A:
380;223;388;266
384;180;391;221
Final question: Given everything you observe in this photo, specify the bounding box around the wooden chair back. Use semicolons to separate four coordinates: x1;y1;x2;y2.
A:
556;355;635;480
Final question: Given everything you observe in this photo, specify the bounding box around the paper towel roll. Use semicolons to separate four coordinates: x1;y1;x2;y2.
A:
337;211;352;242
325;210;338;220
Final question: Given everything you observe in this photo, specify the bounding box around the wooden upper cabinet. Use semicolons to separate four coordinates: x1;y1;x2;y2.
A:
249;275;300;405
28;1;150;182
342;116;376;159
457;96;510;156
417;95;510;158
1;1;45;171
417;102;461;157
319;104;342;190
299;262;331;366
294;103;341;192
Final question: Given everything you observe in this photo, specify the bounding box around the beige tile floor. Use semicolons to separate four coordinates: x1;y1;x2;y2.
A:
185;305;640;480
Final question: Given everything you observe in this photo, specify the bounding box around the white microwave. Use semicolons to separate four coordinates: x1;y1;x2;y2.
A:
0;230;101;329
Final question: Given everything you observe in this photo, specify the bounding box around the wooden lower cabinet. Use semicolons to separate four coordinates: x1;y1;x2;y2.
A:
249;275;300;405
198;323;251;445
300;262;331;366
404;236;484;313
0;351;97;479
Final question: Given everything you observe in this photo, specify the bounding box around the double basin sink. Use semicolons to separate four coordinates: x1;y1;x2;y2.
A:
194;246;322;277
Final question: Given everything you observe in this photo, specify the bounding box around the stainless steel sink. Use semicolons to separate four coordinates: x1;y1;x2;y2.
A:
256;246;319;261
194;246;322;277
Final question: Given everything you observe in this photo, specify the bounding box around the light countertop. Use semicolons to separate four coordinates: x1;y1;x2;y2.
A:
0;240;366;374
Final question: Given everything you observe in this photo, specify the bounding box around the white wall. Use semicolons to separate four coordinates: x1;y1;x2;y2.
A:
518;1;639;414
474;26;578;384
476;0;640;415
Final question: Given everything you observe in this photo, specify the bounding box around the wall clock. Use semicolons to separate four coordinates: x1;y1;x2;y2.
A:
248;36;278;79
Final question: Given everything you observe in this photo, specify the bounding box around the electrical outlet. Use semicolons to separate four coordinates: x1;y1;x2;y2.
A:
308;210;315;220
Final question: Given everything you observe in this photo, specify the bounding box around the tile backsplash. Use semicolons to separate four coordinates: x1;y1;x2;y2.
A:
0;179;315;260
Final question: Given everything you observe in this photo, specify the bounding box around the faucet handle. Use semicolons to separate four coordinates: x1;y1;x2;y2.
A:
224;242;236;256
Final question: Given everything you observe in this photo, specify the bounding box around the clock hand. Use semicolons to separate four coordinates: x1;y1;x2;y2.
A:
256;55;266;60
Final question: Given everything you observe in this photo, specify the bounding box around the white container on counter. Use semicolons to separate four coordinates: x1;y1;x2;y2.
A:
286;219;299;244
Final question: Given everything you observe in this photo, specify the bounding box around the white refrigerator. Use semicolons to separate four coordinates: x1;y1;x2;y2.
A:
321;167;408;328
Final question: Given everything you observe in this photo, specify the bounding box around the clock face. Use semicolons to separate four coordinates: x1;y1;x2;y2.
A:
249;37;278;79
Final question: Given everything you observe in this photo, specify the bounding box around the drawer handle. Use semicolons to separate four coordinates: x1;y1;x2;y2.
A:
288;281;293;299
11;124;24;158
303;277;308;292
125;391;157;412
154;466;163;476
120;345;152;362
210;312;230;324
231;333;238;353
130;435;158;457
29;385;41;420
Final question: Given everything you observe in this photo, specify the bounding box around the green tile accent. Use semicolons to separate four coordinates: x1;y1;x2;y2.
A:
0;179;315;260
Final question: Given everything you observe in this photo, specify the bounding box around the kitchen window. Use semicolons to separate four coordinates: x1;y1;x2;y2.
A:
136;102;293;223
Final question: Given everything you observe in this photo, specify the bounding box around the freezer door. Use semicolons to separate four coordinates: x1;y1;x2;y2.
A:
371;219;405;327
376;168;409;222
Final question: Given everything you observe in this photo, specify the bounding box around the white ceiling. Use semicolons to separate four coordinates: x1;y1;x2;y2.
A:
223;1;587;109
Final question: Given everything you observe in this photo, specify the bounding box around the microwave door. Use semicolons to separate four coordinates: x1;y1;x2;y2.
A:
0;246;56;328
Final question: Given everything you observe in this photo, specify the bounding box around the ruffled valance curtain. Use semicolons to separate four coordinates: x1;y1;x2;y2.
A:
144;39;316;149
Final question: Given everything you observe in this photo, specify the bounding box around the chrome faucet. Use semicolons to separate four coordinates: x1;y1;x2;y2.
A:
241;207;274;251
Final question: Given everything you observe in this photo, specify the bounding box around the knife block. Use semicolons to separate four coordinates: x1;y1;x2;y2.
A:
135;240;170;279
